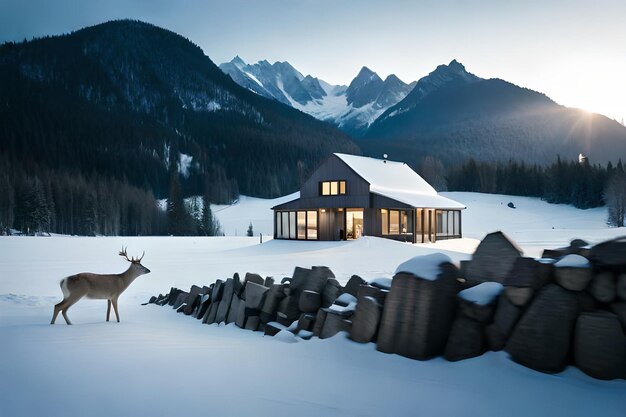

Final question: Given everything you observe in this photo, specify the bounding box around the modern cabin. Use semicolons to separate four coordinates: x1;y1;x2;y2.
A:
272;153;466;243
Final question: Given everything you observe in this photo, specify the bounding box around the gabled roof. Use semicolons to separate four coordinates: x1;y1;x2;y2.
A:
335;153;466;209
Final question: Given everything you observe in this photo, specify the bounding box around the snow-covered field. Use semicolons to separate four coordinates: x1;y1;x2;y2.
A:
1;193;625;417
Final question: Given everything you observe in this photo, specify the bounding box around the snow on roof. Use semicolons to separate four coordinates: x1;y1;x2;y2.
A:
394;252;453;280
335;153;465;209
458;282;504;306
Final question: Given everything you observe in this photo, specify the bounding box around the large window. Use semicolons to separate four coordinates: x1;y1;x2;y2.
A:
307;211;317;239
381;209;388;235
435;210;461;239
297;212;306;239
320;180;346;196
381;209;414;236
389;210;400;234
275;210;318;240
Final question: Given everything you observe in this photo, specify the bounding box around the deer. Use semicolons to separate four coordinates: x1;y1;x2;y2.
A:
51;247;151;325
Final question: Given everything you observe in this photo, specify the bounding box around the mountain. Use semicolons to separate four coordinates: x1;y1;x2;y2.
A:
220;57;415;137
0;20;359;201
363;60;626;165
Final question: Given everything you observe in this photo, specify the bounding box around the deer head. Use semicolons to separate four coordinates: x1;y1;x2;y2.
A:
119;246;151;276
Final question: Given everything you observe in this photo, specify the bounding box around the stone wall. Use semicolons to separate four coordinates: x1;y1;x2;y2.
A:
147;234;626;381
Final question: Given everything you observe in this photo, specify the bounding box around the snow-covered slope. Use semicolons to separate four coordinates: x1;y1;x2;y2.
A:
219;57;415;136
1;192;625;417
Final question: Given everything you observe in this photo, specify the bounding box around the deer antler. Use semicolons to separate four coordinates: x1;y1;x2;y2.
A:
136;251;145;263
119;246;132;263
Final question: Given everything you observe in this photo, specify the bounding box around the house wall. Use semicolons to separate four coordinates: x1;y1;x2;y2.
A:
274;154;371;211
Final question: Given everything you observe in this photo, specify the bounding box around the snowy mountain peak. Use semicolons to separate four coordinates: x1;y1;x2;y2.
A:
219;58;417;136
230;55;246;69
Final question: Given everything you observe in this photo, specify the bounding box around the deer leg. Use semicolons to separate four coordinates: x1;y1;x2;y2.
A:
106;300;112;322
59;296;83;325
51;301;65;324
112;297;120;322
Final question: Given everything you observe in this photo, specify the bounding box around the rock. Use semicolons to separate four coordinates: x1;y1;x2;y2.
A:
312;309;327;337
321;278;342;308
458;298;496;323
574;312;626;380
377;255;459;360
211;280;224;303
465;231;522;284
227;295;241;324
244;315;260;331
618;274;626;301
148;296;157;304
444;317;485;361
203;301;219;324
276;312;293;327
588;272;616;304
215;278;235;324
570;238;589;248
506;284;579;373
167;287;183;306
233;276;244;298
264;322;286;337
610;302;626;331
288;267;311;295
320;312;352;339
299;290;321;313
277;295;300;322
235;298;248;328
176;304;186;313
576;291;600;313
505;257;547;289
245;282;269;310
357;284;388;305
536;258;555;286
343;275;367;297
183;285;204;315
350;296;381;343
491;294;521;338
259;284;285;324
173;292;188;309
245;272;264;286
306;266;334;294
297;313;317;332
485;324;507;351
554;255;593;291
505;286;535;307
195;295;211;319
264;277;275;287
590;236;626;270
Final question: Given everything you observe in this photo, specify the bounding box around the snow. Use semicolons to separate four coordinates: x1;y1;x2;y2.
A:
335;153;465;209
459;282;504;305
369;277;392;290
394;253;453;280
1;192;625;417
555;254;591;268
243;70;264;88
178;152;193;178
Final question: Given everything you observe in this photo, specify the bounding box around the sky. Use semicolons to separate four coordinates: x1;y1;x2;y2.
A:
1;0;625;122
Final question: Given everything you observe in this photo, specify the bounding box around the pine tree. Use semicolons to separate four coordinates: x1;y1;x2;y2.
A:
247;222;254;237
605;172;626;227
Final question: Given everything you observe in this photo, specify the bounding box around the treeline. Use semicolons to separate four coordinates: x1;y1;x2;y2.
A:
0;157;164;235
0;157;222;236
445;156;621;210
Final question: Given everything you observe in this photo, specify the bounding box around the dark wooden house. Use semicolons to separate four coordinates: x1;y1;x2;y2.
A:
272;153;465;243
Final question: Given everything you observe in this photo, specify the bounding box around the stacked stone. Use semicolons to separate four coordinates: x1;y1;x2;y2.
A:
146;233;626;381
377;253;459;360
444;281;503;361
